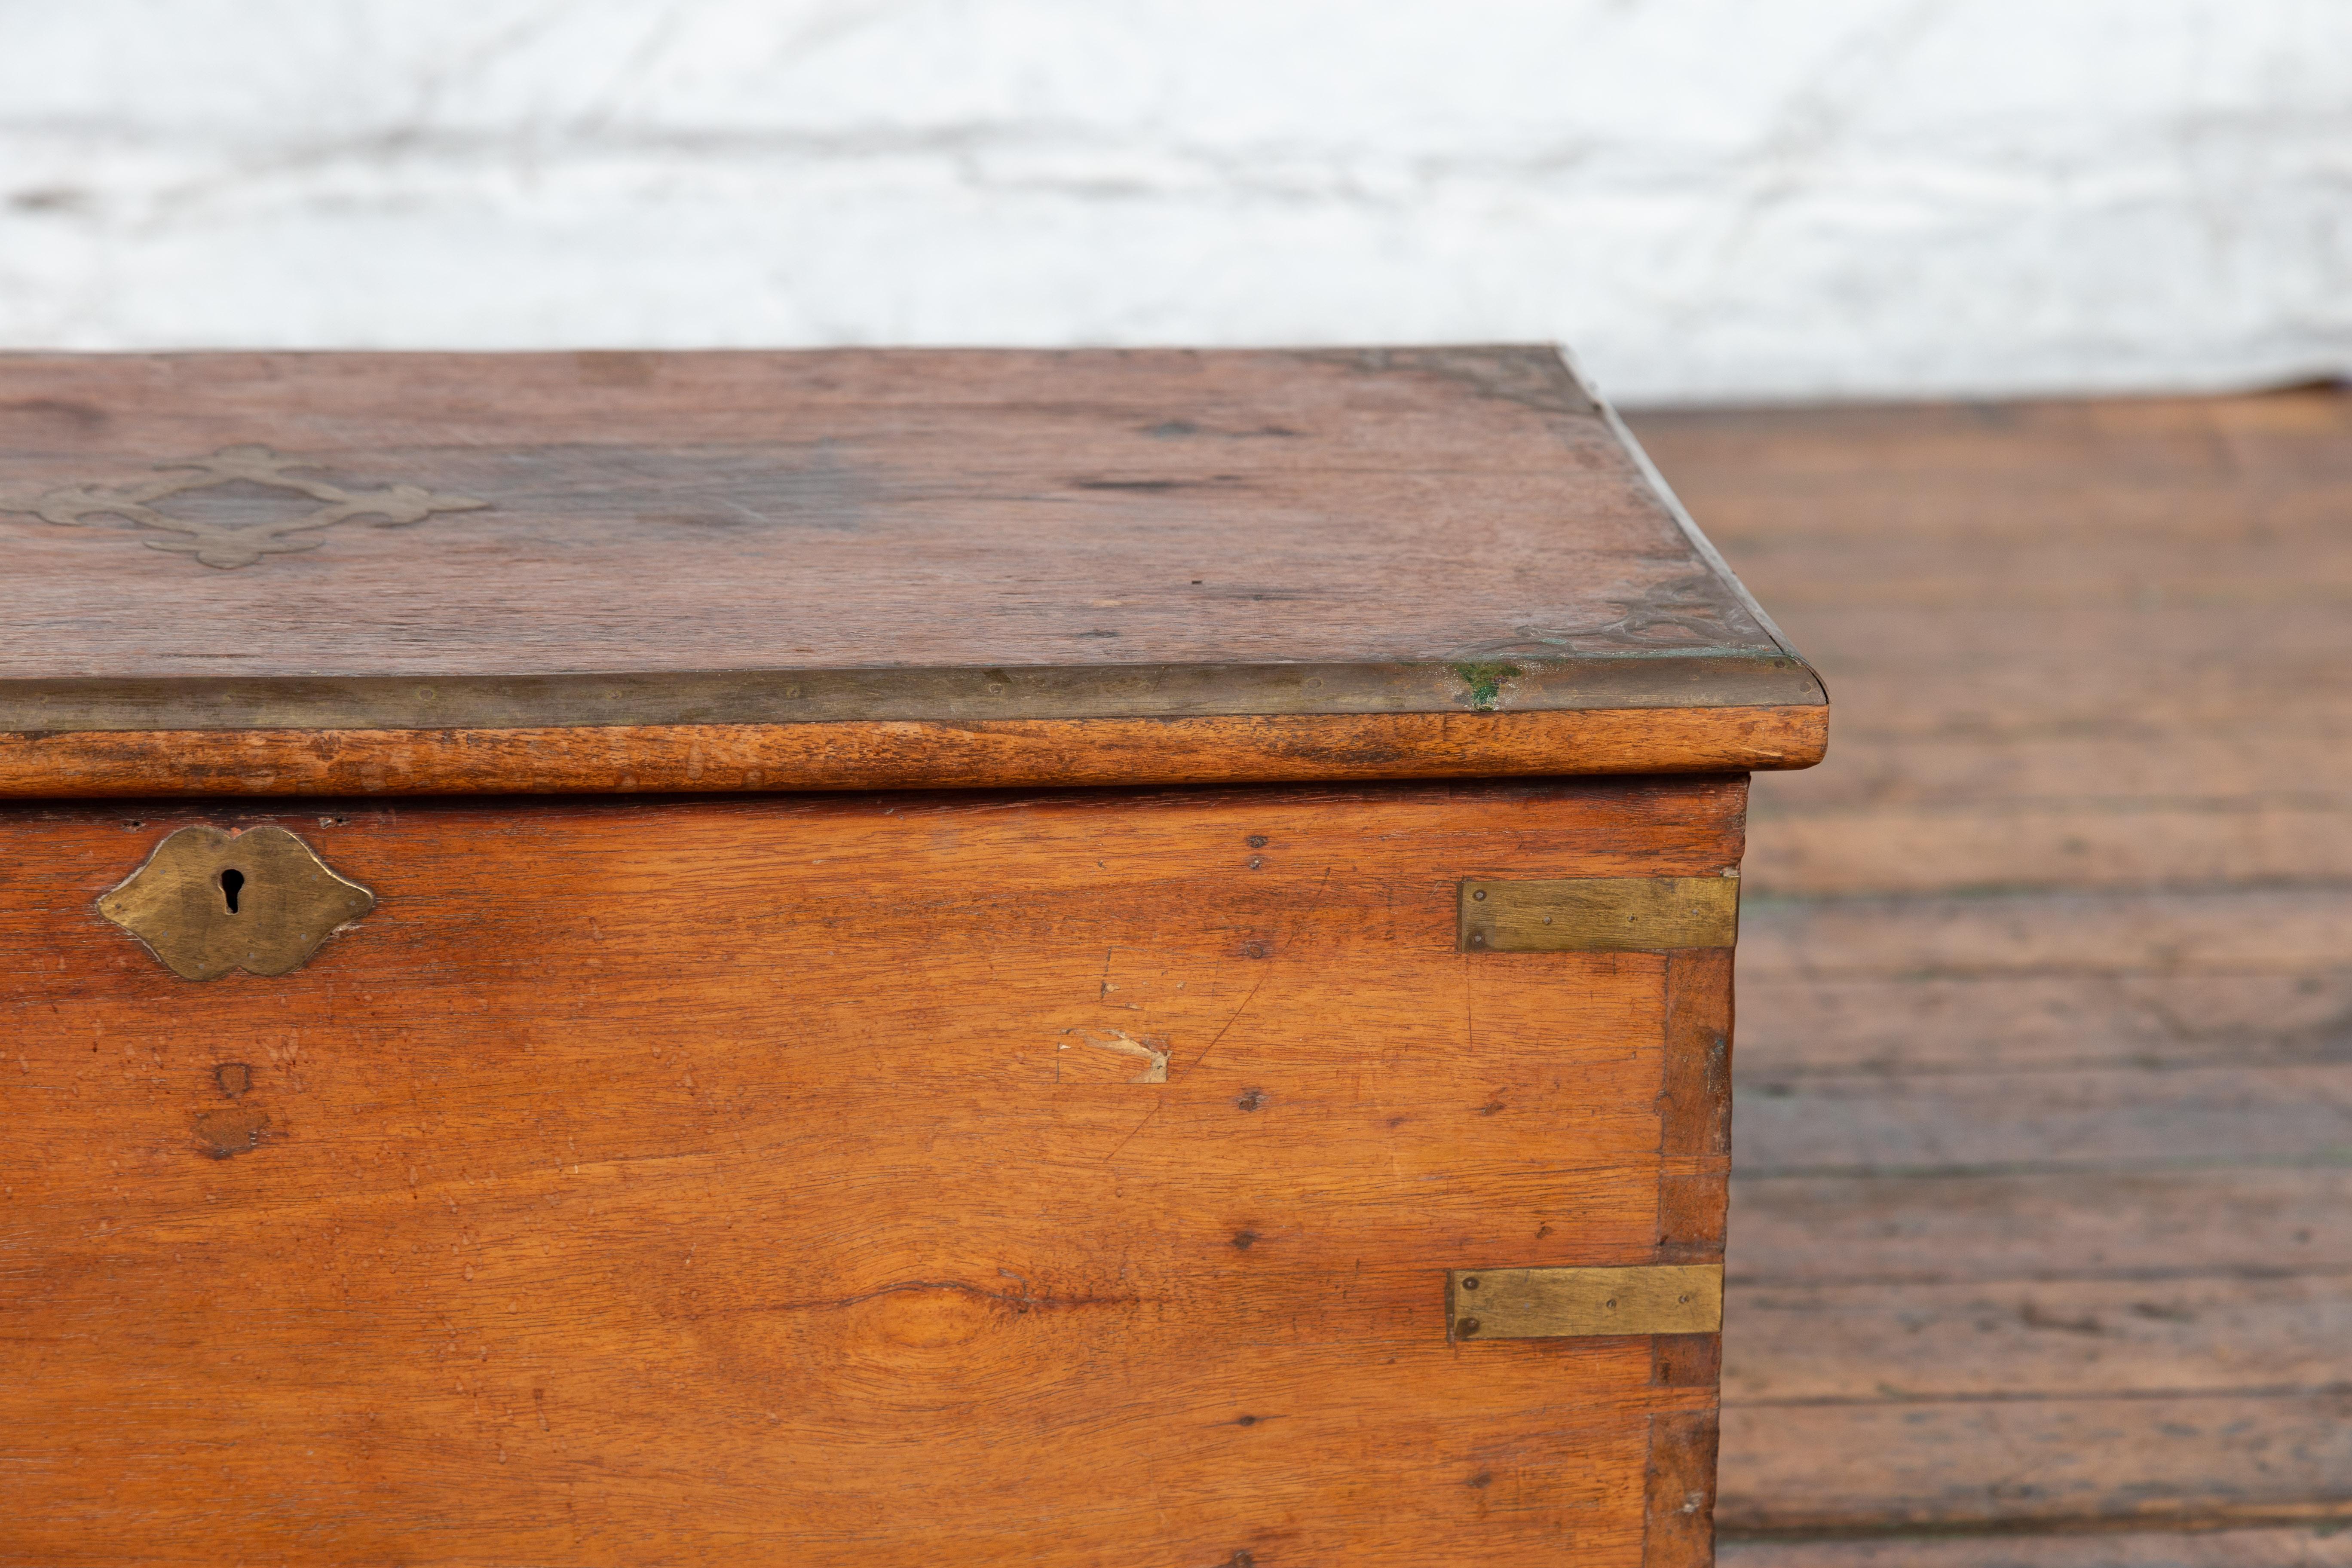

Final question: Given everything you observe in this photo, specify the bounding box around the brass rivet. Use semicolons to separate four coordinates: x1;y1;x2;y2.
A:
1471;889;1487;901
1604;1298;1617;1310
1461;1277;1479;1290
1458;1317;1481;1336
1678;1293;1691;1304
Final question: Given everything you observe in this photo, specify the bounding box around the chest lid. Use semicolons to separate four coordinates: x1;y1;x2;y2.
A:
0;346;1822;797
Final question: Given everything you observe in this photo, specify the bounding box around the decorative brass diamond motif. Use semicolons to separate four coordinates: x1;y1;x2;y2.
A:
0;445;488;568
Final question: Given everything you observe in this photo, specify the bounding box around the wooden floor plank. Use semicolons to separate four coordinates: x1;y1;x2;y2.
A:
1733;1061;2352;1175
1736;970;2352;1076
1724;1274;2352;1401
1768;732;2352;810
1629;389;2352;1551
1721;1524;2352;1568
1634;389;2352;508
1730;1167;2352;1287
1744;802;2352;897
1716;1393;2352;1535
1738;889;2352;980
1751;669;2352;752
1768;604;2352;650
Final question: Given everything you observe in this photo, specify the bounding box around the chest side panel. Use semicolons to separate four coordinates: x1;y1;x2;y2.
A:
0;777;1741;1568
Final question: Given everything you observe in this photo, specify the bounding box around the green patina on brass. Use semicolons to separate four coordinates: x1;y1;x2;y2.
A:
1452;662;1522;711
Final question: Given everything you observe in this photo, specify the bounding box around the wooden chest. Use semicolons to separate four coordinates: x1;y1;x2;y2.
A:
0;347;1824;1567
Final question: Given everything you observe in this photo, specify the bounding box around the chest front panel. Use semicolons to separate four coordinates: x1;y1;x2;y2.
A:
0;777;1738;1568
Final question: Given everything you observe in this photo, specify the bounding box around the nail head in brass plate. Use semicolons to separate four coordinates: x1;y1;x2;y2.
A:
0;445;487;569
1458;876;1739;952
98;825;375;981
1446;1265;1723;1341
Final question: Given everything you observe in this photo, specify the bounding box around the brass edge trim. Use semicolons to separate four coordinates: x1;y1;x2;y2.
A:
1446;1265;1724;1341
0;657;1826;735
1459;876;1741;952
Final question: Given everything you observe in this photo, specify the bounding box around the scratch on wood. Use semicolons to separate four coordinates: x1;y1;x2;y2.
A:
733;1279;1139;1316
1186;864;1328;1077
1058;1028;1169;1084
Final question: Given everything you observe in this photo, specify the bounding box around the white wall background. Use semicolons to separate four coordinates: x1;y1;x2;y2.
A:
2;0;2346;404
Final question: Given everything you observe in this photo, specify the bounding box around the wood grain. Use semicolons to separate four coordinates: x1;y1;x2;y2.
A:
1646;1410;1721;1568
1737;887;2352;979
1736;968;2352;1076
1724;1274;2352;1402
0;347;1813;739
0;346;1825;795
1718;1394;2352;1535
0;776;1742;1566
0;703;1827;797
1731;1167;2352;1286
1746;803;2352;899
1733;1060;2352;1175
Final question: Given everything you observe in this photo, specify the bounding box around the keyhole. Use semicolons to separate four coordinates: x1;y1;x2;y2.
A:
220;868;245;914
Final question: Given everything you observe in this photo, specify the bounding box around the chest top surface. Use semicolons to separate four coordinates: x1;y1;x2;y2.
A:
0;346;1823;795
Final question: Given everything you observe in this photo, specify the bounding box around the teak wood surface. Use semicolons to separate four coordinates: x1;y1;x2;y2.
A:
0;777;1741;1568
0;347;1823;793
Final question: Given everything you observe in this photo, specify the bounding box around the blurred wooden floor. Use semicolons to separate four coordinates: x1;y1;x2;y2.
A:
1628;390;2352;1568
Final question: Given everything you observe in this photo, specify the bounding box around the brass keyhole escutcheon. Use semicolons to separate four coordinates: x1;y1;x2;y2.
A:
98;825;375;981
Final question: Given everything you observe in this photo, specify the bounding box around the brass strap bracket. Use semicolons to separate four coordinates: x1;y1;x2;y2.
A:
1446;1265;1723;1341
1458;876;1738;952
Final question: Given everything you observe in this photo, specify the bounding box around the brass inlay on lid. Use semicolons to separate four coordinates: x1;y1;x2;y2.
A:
98;825;375;980
0;446;487;569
